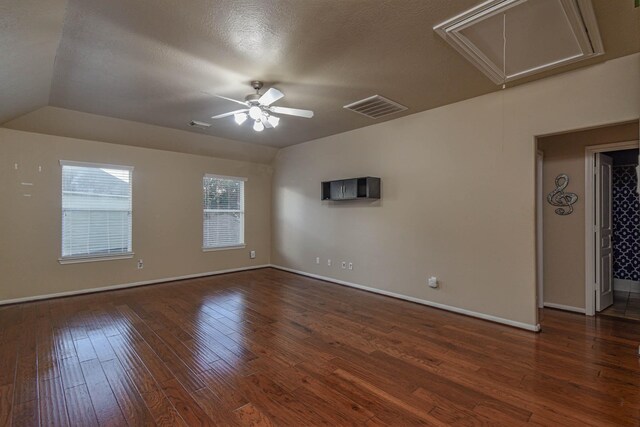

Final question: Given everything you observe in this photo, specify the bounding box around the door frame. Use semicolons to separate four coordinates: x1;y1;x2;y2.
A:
536;150;544;308
584;140;639;315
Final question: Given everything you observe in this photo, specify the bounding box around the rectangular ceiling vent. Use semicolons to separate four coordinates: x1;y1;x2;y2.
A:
189;120;211;129
433;0;604;85
343;95;408;119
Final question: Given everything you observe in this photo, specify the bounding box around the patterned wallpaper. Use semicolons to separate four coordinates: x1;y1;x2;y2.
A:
612;165;640;281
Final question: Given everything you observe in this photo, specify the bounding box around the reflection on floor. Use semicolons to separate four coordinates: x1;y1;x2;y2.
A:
2;268;640;425
600;290;640;321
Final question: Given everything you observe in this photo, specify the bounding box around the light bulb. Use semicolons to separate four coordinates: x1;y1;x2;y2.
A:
248;105;262;120
253;120;264;132
234;112;247;125
267;115;280;128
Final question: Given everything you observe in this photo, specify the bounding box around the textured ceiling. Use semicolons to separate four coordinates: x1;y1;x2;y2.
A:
2;1;640;149
0;0;66;123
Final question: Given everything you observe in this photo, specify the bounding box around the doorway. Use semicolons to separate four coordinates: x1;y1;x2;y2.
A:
596;148;640;320
585;142;640;316
536;122;639;320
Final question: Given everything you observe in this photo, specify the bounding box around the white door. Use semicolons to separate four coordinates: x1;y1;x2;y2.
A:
595;153;613;311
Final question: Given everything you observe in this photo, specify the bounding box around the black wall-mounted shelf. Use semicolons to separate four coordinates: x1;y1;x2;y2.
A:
321;177;381;201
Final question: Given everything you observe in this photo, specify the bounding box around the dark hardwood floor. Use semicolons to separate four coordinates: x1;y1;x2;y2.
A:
1;268;639;426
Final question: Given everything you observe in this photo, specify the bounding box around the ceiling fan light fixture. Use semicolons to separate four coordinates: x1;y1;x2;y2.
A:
267;115;280;128
253;120;265;132
211;81;314;132
234;112;248;125
248;105;262;120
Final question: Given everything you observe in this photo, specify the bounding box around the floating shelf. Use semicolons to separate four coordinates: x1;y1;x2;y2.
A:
321;177;381;201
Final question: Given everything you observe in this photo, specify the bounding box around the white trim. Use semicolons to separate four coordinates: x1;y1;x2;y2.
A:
536;150;544;309
59;253;134;264
576;0;604;54
60;160;134;171
202;245;246;252
433;0;604;85
584;140;640;153
543;302;586;314
204;173;248;182
270;265;541;332
584;140;639;316
0;264;270;306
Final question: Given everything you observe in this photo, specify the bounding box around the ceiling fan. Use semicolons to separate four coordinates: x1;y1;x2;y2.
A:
211;81;314;132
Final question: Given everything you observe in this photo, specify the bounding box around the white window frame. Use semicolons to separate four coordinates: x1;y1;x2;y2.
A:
202;174;247;252
59;160;134;264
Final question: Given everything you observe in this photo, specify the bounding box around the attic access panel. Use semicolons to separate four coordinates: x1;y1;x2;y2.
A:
434;0;604;85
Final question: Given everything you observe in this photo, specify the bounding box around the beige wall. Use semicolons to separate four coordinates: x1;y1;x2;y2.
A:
538;123;639;309
272;53;640;329
0;128;272;302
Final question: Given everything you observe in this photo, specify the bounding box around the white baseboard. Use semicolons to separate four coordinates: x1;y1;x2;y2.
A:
614;278;640;294
543;302;586;314
270;265;541;332
0;264;270;306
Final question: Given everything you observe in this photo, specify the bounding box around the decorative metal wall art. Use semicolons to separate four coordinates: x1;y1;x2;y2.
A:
547;174;578;215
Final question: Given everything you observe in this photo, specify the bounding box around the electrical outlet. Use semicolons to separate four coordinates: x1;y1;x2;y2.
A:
428;276;438;288
315;257;320;264
137;259;144;269
327;259;332;266
250;250;256;259
341;261;347;269
348;262;353;270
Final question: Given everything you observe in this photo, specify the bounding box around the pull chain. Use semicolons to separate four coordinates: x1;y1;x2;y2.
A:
502;13;506;90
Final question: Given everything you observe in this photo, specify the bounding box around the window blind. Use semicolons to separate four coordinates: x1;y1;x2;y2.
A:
203;175;245;249
61;162;133;259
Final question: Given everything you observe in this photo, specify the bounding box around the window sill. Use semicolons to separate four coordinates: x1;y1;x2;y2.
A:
59;253;134;265
202;245;245;252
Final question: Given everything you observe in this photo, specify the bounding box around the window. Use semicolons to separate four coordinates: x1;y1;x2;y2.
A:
203;174;246;250
60;161;133;262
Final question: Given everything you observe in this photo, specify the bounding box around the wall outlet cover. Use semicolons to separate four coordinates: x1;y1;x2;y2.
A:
250;250;256;259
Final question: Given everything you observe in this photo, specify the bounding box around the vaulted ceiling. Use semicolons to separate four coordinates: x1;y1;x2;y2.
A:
1;0;639;148
0;0;66;124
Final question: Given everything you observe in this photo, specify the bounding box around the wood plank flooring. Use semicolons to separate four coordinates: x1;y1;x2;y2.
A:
1;267;639;426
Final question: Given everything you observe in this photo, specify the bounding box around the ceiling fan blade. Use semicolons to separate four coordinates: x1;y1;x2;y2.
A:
270;106;314;118
258;88;284;106
214;94;249;107
211;109;248;119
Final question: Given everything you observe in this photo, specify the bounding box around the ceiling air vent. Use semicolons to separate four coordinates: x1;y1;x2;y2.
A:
189;120;211;129
434;0;604;85
343;95;408;119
